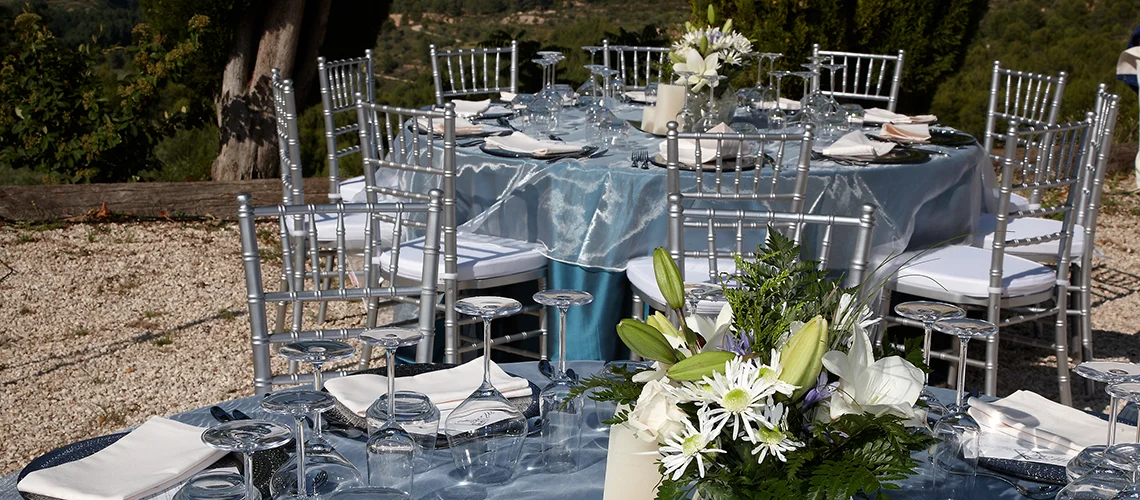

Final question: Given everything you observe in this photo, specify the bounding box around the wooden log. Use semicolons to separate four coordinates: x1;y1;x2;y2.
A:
0;178;330;221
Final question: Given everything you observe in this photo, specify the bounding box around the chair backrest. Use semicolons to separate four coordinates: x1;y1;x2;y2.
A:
667;192;877;291
430;42;518;106
270;69;304;206
1074;87;1120;269
237;191;444;394
663;121;814;213
812;44;905;112
318;51;375;201
601;40;671;90
983;61;1068;159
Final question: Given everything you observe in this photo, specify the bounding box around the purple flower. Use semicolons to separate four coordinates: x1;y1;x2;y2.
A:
801;374;836;410
724;331;753;356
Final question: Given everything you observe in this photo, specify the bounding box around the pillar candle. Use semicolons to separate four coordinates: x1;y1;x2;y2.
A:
653;84;687;135
639;106;657;134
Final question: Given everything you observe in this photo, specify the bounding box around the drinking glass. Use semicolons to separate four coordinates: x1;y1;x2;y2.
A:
1058;443;1136;500
445;296;528;484
1109;443;1140;499
597;112;630;147
767;71;792;130
697;74;729;131
1069;362;1140;481
840;104;865;131
366;392;439;473
174;470;248;500
278;340;355;443
683;282;721;318
893;301;966;423
596;68;620;109
581;45;603;65
673;70;700;132
930;318;997;500
358;328;426;496
200;420;292;500
533;290;594;473
263;390;356;499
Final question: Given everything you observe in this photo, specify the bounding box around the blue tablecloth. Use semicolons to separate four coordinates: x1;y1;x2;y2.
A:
0;361;1043;499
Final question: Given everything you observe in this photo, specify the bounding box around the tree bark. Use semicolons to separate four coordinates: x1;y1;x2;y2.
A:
210;0;330;181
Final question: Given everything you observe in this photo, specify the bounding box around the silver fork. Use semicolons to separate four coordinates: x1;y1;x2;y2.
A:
630;150;642;168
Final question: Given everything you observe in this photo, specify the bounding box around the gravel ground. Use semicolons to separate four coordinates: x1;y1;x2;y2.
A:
0;177;1138;476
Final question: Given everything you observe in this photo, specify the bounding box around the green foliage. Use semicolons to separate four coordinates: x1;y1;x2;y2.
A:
930;0;1140;142
568;364;646;423
694;0;989;113
0;11;207;182
11;0;141;48
144;124;218;181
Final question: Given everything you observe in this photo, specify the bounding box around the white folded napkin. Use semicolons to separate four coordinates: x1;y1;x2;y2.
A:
500;91;517;102
18;417;225;500
448;99;491;117
754;97;802;110
483;104;514;116
485;132;583;156
820;130;896;159
656;122;743;165
624;90;657;104
863;107;937;124
879;123;931;143
324;356;533;420
417;116;485;136
969;390;1137;459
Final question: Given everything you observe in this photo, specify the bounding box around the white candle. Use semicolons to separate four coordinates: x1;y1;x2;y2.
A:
602;423;662;500
653;84;687;135
640;106;657;134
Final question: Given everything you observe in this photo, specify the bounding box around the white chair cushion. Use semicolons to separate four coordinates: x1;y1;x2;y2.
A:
336;175;367;202
377;233;546;283
627;255;737;315
310;212;397;250
993;189;1033;213
976;214;1085;260
892;245;1056;299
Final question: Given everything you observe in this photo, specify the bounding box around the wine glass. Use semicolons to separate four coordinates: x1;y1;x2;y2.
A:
174;470;248;500
359;328;425;497
199;420;292;500
581;45;603;65
893;301;966;423
673;70;700;132
445;296;528;484
683;282;721;318
1057;443;1135;500
263;390;356;498
930;317;997;500
278;340;355;442
533;290;594;473
1068;361;1140;481
1109;442;1140;499
697;74;729;131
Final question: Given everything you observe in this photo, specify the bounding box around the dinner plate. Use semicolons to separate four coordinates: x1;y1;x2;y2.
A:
813;148;931;165
866;129;977;147
628;120;665;137
479;143;596;160
648;152;765;172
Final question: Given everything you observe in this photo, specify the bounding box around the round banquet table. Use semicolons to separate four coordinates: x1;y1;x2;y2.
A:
0;361;1044;499
397;106;997;361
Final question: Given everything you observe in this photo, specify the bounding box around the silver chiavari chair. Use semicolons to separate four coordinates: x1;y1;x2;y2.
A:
626;121;816;317
317;51;374;202
811;44;905;112
268;71;310;343
237;190;444;395
430;41;518;106
601;39;671;90
355;97;549;365
883;115;1096;405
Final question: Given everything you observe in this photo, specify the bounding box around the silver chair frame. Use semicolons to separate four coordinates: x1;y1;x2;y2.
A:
430;41;518;106
355;98;548;364
238;192;444;395
812;44;905;112
601;40;671;90
318;51;375;201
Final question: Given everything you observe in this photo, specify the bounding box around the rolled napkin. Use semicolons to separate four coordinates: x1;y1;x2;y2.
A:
754;97;803;110
417;116;485;136
879;123;931;143
485;132;583;156
820;130;896;159
624;90;657;104
969;390;1137;460
863;107;937;125
448;98;491;117
656;122;743;165
324;356;532;420
17;417;226;500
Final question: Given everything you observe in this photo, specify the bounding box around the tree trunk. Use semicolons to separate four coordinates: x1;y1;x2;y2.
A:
210;0;330;181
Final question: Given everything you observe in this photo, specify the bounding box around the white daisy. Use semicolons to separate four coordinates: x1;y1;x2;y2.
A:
659;413;726;481
749;401;803;464
758;349;797;397
692;357;781;441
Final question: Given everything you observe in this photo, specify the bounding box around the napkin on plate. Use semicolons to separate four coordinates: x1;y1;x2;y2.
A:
484;132;583;156
879;123;931;143
417;116;485;136
656;122;744;165
17;417;226;500
500;91;517;102
324;356;532;418
448;99;491;117
623;90;658;104
754;97;802;110
968;390;1137;458
863;107;937;125
820;130;896;159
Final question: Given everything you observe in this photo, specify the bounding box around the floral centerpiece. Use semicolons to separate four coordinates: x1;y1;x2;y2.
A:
577;234;934;499
670;6;753;92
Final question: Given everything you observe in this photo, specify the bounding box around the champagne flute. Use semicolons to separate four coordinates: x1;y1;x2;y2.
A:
262;390;343;499
533;290;594;472
893;301;966;423
359;328;425;497
1068;361;1140;481
200;420;292;500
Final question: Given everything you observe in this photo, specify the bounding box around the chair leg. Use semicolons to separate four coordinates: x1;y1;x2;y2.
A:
984;306;1000;397
317;253;334;324
631;294;644;321
443;278;459;364
1054;284;1074;406
537;277;549;361
1078;265;1095;394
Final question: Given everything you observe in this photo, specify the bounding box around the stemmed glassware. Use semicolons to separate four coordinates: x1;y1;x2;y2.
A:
263;390;352;499
893;301;966;423
767;70;792;129
1109;442;1140;499
929;317;997;499
1068;362;1140;481
1057;442;1136;500
533;289;594;472
174;470;249;500
697;74;729;131
198;420;293;500
738;53;782;126
673;70;699;132
445;296;528;484
359;328;426;498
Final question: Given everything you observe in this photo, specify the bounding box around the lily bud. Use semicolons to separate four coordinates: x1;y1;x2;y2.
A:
667;350;735;381
617;319;679;364
652;247;684;311
707;4;716;25
723;19;732;34
698;35;709;56
777;315;829;399
646;312;679;339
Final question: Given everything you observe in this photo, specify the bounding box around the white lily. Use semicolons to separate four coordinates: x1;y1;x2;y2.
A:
685;302;734;351
672;47;720;91
821;328;923;421
831;293;880;349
